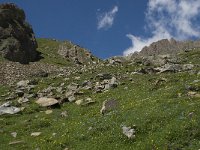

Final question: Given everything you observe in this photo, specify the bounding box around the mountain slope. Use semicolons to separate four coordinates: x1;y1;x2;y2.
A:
0;3;200;150
0;47;199;150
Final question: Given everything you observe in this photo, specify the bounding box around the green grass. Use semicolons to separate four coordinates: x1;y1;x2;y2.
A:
179;49;200;65
0;46;200;149
36;38;74;66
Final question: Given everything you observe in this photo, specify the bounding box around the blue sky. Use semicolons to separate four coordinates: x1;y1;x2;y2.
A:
1;0;200;58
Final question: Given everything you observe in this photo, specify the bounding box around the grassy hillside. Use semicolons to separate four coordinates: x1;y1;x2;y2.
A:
36;38;100;66
36;38;74;66
0;47;200;150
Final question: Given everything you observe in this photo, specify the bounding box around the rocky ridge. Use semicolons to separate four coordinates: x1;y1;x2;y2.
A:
126;38;200;60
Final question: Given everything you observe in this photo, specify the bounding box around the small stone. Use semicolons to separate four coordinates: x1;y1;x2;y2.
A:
61;111;68;118
68;95;76;102
15;90;24;97
124;87;128;90
0;102;21;115
187;91;200;98
56;87;63;93
122;126;136;139
45;110;53;115
60;83;65;86
64;78;70;81
82;98;96;106
182;64;194;71
75;99;84;105
52;133;56;136
110;77;118;87
36;97;59;107
31;132;41;137
74;76;80;80
67;83;79;91
88;127;93;131
18;97;29;104
100;99;118;115
20;107;25;111
11;132;17;138
177;93;182;97
65;90;74;98
96;73;112;80
188;112;194;118
17;80;29;87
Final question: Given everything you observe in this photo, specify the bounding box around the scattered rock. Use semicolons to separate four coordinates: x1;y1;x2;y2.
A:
100;99;118;115
82;80;91;86
18;97;29;104
17;80;29;88
74;76;81;80
15;89;24;97
0;101;21;115
182;64;194;71
60;111;68;118
188;112;194;118
68;95;76;102
137;67;159;74
45;110;53;115
109;77;118;88
154;78;167;86
36;97;59;107
76;98;95;106
56;87;63;93
155;63;194;73
122;125;136;139
67;83;79;91
75;99;84;105
107;56;125;65
31;132;41;137
94;76;118;92
32;70;48;77
52;133;57;136
65;90;74;98
58;42;98;65
11;132;17;138
96;73;112;80
187;91;200;98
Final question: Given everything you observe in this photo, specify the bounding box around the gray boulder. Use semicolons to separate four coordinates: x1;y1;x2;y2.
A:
0;101;21;115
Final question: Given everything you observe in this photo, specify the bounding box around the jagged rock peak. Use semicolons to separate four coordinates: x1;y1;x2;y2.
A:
0;3;39;64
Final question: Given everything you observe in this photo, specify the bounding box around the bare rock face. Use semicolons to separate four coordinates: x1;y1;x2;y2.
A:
0;3;38;64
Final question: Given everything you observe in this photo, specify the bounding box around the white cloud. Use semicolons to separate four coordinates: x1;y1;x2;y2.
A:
123;0;200;56
97;6;118;30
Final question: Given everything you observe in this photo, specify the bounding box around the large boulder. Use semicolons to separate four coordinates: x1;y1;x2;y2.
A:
0;3;38;64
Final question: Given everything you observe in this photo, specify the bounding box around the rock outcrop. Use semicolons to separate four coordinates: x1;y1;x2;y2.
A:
127;38;200;60
58;41;99;65
0;3;38;64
